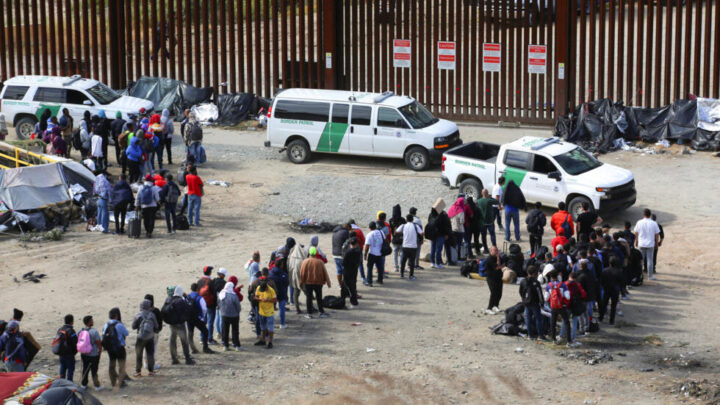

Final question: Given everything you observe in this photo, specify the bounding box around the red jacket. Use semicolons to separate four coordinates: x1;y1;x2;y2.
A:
551;235;568;257
352;228;365;249
566;280;587;301
550;211;575;237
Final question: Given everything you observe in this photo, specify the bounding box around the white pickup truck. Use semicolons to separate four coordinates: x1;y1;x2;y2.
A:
441;137;636;219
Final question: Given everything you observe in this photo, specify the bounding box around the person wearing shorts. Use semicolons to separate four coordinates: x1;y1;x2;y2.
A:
253;281;277;349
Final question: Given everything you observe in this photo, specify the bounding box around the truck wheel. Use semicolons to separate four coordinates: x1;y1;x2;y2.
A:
405;147;429;171
568;196;592;221
459;178;483;200
15;116;37;140
286;139;311;164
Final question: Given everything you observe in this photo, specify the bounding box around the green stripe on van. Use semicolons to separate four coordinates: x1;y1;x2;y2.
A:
502;167;528;188
36;104;62;120
317;122;349;153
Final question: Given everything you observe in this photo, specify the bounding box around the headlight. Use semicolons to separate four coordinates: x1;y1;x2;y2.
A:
435;137;448;143
595;187;609;193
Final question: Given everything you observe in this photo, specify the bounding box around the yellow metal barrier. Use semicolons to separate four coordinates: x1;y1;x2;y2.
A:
0;142;59;169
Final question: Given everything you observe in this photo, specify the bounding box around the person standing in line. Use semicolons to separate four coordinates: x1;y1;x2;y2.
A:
447;197;466;263
477;189;500;254
349;221;368;285
408;208;424;270
426;198;451;269
634;208;661;280
103;308;129;389
90;126;104;172
161;287;196;365
111;111;126;166
54;314;78;382
550;202;575;238
110;174;133;235
196;266;219;345
93;170;112;234
59;108;74;158
131;299;159;377
161;109;175;165
492;177;505;230
484;247;504;315
125;135;143;183
341;237;362;307
525;201;547;255
185;166;204;227
300;247;332;319
211;269;229;342
78;316;104;391
651;214;664;275
186;283;214;354
519;265;546;340
363;222;385;285
331;223;351;289
218;282;242;351
79;116;92;160
599;256;624;325
142;294;163;371
544;272;572;345
161;174;181;234
389;205;406;272
575;202;603;243
465;197;482;258
268;264;289;329
135;175;161;238
501;178;525;242
398;214;423;280
253;280;277;349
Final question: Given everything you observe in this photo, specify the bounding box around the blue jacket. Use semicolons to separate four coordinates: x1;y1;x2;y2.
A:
268;267;289;301
0;330;27;363
126;137;143;162
111;180;133;206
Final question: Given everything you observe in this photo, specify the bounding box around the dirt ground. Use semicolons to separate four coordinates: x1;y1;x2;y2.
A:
1;125;719;404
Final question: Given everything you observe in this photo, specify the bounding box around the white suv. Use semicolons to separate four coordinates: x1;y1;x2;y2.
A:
0;75;154;139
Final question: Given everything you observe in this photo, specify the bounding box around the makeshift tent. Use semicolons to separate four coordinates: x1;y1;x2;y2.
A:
0;163;71;211
123;76;214;119
215;93;256;126
555;98;720;153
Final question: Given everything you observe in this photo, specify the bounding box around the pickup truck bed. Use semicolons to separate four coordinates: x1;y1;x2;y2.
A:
445;142;501;163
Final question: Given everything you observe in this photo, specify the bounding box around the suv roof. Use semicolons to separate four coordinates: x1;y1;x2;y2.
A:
3;75;100;90
510;136;577;156
275;88;414;108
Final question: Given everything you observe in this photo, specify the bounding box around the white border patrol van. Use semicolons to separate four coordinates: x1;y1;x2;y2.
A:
0;75;154;139
264;89;461;170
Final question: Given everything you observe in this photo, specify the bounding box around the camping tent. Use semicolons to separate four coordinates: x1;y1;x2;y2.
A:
0;161;93;211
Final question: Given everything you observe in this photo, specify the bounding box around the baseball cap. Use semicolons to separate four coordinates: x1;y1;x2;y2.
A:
218;268;228;276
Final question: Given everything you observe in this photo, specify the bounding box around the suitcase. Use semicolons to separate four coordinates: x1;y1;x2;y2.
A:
176;214;190;231
128;218;141;239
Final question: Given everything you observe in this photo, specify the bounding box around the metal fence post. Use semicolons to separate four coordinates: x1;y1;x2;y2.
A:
323;0;338;89
108;0;126;89
554;0;571;119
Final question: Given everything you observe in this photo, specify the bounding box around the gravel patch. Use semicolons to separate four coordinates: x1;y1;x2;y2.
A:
262;174;458;224
204;143;281;162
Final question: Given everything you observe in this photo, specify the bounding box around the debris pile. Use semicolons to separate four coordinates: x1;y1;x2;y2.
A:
558;350;614;365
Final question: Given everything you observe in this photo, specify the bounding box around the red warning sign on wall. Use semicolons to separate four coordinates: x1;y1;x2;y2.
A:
393;39;411;68
528;45;547;74
483;43;501;72
438;41;456;70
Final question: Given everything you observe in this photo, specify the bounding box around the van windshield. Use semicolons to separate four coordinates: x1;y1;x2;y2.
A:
554;147;603;175
87;83;121;105
399;101;439;129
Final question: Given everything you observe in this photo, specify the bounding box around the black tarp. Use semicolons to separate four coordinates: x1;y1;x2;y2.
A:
556;98;720;152
215;93;256;126
123;76;214;120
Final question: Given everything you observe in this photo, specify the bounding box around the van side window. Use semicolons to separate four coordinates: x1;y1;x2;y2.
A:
1;85;30;100
532;154;558;174
33;87;66;103
377;107;406;128
66;90;91;105
504;150;531;170
275;100;329;122
331;104;349;124
350;105;372;126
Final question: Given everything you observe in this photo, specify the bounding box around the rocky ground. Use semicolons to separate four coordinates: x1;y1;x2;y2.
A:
1;125;719;404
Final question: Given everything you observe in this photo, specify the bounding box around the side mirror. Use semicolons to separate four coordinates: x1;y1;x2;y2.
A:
548;171;562;181
83;100;93;106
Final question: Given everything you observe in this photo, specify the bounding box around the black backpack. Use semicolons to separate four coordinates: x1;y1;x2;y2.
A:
101;322;122;355
51;326;76;356
188;123;203;142
71;129;82;150
526;211;543;235
460;260;478;278
322;295;346;310
161;298;187;325
143;137;155;153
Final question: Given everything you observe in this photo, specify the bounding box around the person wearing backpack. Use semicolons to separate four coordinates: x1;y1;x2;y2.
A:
398;214;423;280
102;308;129;389
476;189;500;256
110;174;134;235
218;281;243;351
160;174;181;234
544;272;572;345
132;299;160;377
77;315;104;391
519;265;546;340
186;283;214;354
525;202;547;256
135;175;161;238
550;202;575;238
53;314;78;382
161;286;196;366
563;272;588;347
0;321;26;372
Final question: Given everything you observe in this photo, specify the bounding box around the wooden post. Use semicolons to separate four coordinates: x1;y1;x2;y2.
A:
554;0;571;119
323;0;337;89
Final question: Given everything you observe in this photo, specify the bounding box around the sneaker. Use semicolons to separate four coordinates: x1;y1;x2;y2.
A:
319;313;330;318
492;306;500;313
266;342;274;349
81;385;87;390
394;268;399;272
436;264;445;269
234;346;244;352
649;276;657;280
185;359;196;365
223;346;230;352
95;385;105;392
280;324;287;329
254;340;266;346
349;304;358;309
377;281;384;285
154;364;161;370
570;341;582;347
304;314;314;319
171;359;180;365
485;309;495;315
431;264;437;269
416;266;424;270
208;339;219;345
400;275;405;279
363;280;370;286
134;372;142;378
409;276;417;281
203;347;215;354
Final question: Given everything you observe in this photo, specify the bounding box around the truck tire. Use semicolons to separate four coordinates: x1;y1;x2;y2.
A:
286;139;311;164
404;146;430;171
459;178;483;200
568;196;592;221
15;116;37;140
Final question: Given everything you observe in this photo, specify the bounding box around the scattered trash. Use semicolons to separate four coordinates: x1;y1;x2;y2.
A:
656;353;703;369
13;270;47;284
18;229;63;242
208;180;231;187
669;379;720;402
514;347;524;353
558;350;614;365
366;348;376;353
351;322;363;326
656;140;670;148
640;368;654;372
643;335;664;346
288;219;337;234
250;183;264;188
